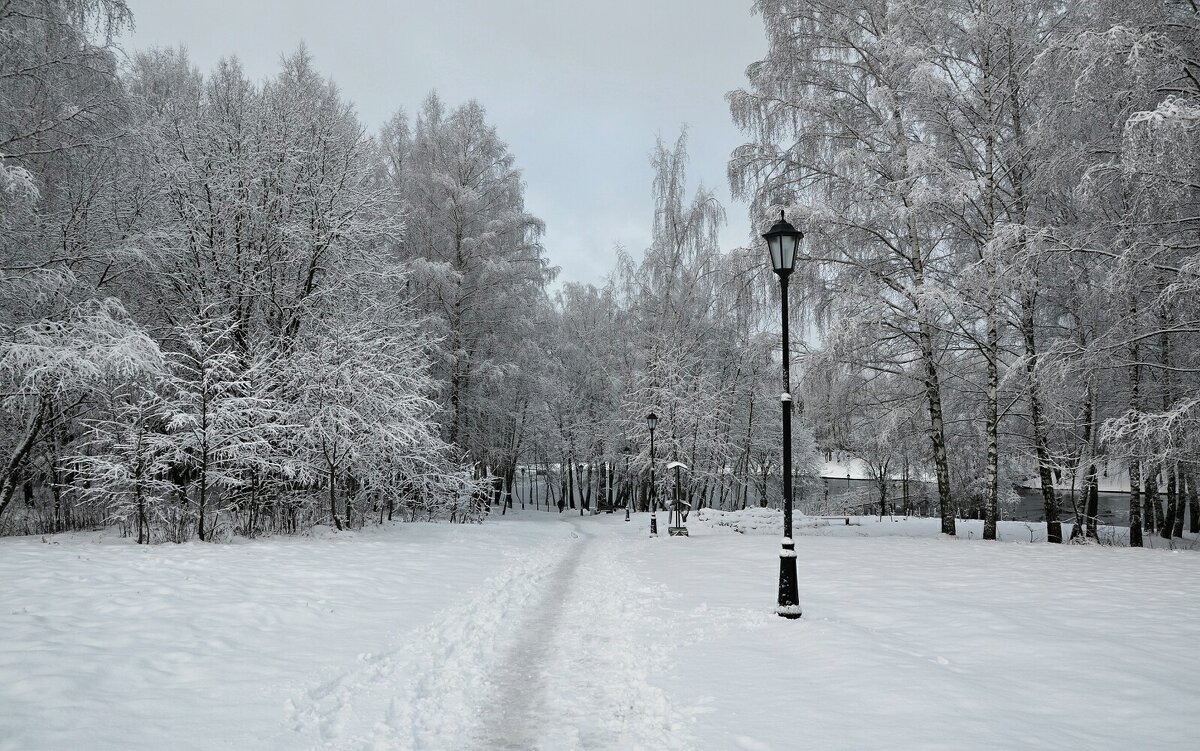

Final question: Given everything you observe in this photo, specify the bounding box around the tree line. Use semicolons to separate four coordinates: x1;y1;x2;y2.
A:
1;1;548;539
3;0;1197;546
728;0;1200;544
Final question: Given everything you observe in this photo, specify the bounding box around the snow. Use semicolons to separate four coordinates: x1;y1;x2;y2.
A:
3;510;1198;750
0;520;571;750
641;511;1200;750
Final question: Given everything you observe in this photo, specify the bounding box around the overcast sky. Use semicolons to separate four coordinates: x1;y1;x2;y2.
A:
119;1;766;287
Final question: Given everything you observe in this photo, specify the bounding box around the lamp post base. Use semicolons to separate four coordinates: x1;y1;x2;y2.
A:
625;507;630;521
650;513;658;537
777;538;801;618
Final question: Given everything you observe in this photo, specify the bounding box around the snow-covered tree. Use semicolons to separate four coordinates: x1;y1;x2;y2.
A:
729;0;962;534
381;94;554;469
70;385;175;544
0;299;163;526
163;315;292;540
281;299;480;528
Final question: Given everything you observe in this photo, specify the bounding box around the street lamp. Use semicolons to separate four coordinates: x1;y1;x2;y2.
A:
667;460;690;536
647;412;659;537
763;210;803;619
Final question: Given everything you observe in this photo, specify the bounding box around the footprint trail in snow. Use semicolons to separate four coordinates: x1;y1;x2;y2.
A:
289;517;694;751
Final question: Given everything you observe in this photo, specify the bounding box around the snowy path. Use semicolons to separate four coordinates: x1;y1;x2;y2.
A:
484;523;695;751
285;513;691;748
288;522;580;749
471;526;590;749
291;517;694;750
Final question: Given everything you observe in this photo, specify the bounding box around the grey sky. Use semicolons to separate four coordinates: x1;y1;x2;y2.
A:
119;1;765;287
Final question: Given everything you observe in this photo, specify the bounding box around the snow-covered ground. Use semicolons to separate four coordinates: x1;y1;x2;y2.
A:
3;510;1198;750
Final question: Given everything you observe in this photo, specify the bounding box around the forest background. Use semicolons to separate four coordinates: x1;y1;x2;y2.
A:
2;0;1197;547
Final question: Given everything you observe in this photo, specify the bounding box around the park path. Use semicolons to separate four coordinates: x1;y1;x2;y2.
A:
474;517;694;750
471;526;591;749
289;514;693;750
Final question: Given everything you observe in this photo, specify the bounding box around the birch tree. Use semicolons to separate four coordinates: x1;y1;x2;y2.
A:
730;0;960;534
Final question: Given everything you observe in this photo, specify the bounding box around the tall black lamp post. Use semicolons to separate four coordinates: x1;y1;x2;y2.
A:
763;210;803;619
647;412;659;537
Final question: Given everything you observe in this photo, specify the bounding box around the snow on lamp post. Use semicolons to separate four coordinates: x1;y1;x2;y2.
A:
647;412;659;538
763;210;803;619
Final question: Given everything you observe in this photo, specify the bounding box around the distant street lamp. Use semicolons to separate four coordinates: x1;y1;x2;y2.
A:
763;210;803;619
667;460;690;536
520;465;527;510
647;412;659;537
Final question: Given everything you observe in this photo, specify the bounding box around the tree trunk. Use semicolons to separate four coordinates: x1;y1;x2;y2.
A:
137;488;148;545
582;462;592;513
1154;477;1165;531
329;462;342;531
877;473;888;519
1144;469;1160;534
1163;464;1180;539
568;458;577;511
1127;294;1143;547
1128;459;1143;547
897;95;953;536
742;398;754;511
545;464;558;512
557;460;567;511
983;310;999;540
1171;470;1180;535
1155;293;1175;538
1081;384;1100;540
1185;470;1198;534
0;398;49;522
918;320;954;535
980;57;1000;542
197;464;208;542
1021;289;1060;543
599;461;607;512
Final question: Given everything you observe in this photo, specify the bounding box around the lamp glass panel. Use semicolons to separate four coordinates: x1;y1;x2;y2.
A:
768;235;783;271
780;233;799;271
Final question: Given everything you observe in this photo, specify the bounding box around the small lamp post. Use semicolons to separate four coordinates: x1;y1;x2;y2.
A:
763;210;803;619
647;412;659;537
520;465;527;510
667;461;690;536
